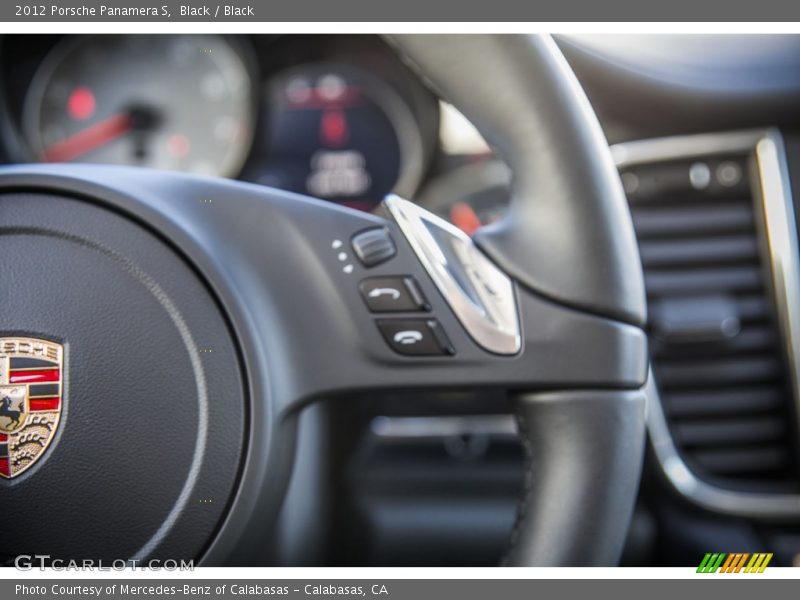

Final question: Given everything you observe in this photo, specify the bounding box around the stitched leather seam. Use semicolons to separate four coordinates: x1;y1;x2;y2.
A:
501;407;535;565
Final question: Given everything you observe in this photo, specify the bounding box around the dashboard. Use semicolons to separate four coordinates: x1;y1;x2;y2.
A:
0;34;519;233
2;33;800;568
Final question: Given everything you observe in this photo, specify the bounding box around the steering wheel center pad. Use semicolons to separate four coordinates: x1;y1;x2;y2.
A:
0;191;244;562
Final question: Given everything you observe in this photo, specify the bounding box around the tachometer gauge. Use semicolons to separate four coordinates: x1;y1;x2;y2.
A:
23;35;254;177
244;63;425;211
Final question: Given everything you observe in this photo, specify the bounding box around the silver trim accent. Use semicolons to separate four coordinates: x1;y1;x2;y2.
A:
384;194;521;355
371;415;518;440
755;134;800;425
613;129;800;519
611;129;766;168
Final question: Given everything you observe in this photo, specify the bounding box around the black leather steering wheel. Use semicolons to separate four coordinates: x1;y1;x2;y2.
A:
0;35;647;567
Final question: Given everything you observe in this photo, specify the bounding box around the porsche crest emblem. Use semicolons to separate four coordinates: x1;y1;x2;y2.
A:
0;337;63;478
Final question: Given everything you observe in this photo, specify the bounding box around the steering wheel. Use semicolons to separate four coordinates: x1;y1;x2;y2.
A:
0;35;647;567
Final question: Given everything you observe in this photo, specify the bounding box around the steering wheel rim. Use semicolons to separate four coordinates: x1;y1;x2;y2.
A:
0;34;647;567
387;34;648;566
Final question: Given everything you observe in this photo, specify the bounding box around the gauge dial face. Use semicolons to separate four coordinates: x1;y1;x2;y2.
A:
246;63;424;211
23;35;254;177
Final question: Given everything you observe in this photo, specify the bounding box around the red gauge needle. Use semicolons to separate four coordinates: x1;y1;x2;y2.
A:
41;112;134;163
449;201;483;236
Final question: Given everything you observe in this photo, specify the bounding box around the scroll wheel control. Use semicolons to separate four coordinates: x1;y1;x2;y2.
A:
351;228;396;267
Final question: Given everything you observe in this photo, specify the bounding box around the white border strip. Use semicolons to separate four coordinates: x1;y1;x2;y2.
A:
1;23;800;34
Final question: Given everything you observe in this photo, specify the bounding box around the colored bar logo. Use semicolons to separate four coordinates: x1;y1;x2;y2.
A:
697;553;773;573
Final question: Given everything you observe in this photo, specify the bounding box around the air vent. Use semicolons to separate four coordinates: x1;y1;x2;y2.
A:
620;147;799;493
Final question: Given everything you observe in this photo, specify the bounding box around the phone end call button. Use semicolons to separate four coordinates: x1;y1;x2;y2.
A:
377;319;454;356
359;277;429;312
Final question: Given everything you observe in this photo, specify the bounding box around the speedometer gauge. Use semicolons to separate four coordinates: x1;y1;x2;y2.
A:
244;63;425;211
23;35;254;177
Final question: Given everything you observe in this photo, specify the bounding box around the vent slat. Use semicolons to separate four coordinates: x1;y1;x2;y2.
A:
663;387;785;419
631;204;754;238
640;235;759;268
653;326;778;358
690;447;789;475
672;417;787;448
645;266;764;296
656;356;782;389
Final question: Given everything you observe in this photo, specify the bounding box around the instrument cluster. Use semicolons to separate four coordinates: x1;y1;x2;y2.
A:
0;34;440;211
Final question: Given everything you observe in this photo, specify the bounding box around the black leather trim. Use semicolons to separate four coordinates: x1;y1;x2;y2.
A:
387;35;647;327
504;389;646;566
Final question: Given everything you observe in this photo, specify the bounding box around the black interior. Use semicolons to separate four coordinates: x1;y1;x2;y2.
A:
1;34;799;567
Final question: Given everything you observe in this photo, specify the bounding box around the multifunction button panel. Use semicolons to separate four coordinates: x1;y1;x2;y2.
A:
350;227;453;357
